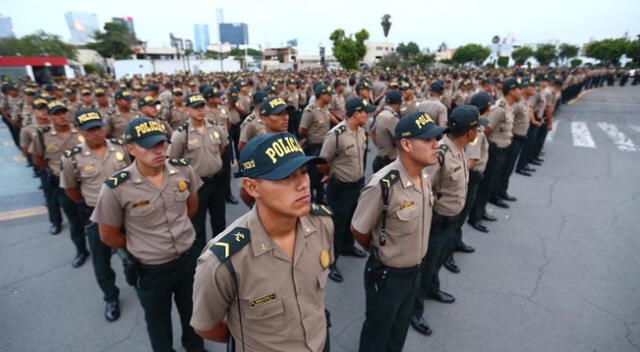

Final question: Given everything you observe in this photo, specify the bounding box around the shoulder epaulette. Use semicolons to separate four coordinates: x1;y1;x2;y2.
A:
310;203;333;216
109;138;124;145
379;170;400;191
245;114;255;122
206;119;216;125
105;171;130;188
304;105;314;112
209;227;251;262
63;146;81;158
176;122;189;132
168;158;190;166
498;100;506;108
437;144;448;166
334;125;347;135
37;126;51;135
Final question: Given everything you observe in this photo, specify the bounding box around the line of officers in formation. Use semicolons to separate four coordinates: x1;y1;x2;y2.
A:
0;66;625;352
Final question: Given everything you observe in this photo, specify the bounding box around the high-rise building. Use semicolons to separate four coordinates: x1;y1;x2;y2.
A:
65;11;100;44
112;17;135;36
219;23;248;45
193;24;210;52
0;14;15;38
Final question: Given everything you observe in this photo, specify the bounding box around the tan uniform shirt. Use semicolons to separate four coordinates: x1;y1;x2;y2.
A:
399;98;419;118
425;137;469;216
20;122;47;150
442;88;453;110
165;106;189;129
372;107;399;159
60;140;131;207
227;105;242;125
300;103;330;145
465;127;489;174
168;119;228;177
532;90;546;121
319;121;366;183
206;105;230;128
32;127;84;177
487;98;514;148
351;158;433;268
105;110;137;139
285;89;300;110
239;112;266;144
91;160;203;265
238;95;252;114
417;97;448;125
512;99;531;137
330;93;346;120
191;205;334;352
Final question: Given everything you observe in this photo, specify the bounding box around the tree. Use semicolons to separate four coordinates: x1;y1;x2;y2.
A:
88;21;136;60
585;38;630;65
570;58;583;68
452;43;491;66
83;63;104;75
534;44;557;66
497;56;510;68
0;31;77;59
558;43;579;61
627;37;640;66
511;46;534;66
329;28;369;70
412;53;435;69
396;41;420;61
376;53;401;69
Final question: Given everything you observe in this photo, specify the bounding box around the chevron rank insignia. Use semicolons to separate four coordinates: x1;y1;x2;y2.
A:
335;125;347;135
168;158;190;166
380;170;400;191
37;126;51;135
210;227;251;262
63;146;81;158
310;203;333;216
105;171;130;188
110;138;124;145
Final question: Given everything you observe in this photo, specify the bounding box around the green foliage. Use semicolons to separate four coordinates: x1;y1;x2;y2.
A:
87;21;136;60
558;43;579;60
329;28;369;70
534;44;557;66
0;31;77;59
396;42;420;60
375;53;401;69
625;38;640;66
584;38;630;66
83;63;104;75
412;53;435;69
439;58;454;65
497;56;509;68
570;58;583;68
230;47;263;57
511;46;534;66
452;44;491;66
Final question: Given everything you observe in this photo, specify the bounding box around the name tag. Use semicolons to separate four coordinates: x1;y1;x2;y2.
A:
83;164;95;171
345;144;355;150
453;166;461;172
250;294;276;308
132;200;150;208
400;201;415;210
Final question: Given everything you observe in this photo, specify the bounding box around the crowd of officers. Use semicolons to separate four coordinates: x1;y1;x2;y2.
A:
0;65;636;352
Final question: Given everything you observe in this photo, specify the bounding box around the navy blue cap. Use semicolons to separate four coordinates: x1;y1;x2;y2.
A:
430;80;444;94
260;97;293;115
470;91;492;113
236;132;325;180
355;82;370;91
448;105;487;134
203;86;223;99
386;90;402;104
399;81;413;90
124;117;168;148
394;112;447;140
115;89;134;100
47;101;68;114
502;78;520;95
253;91;268;105
315;84;334;96
139;95;159;107
346;98;376;116
227;87;239;101
185;93;206;108
75;109;104;131
32;98;49;110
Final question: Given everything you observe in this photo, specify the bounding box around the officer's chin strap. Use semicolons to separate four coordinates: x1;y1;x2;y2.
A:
223;260;246;352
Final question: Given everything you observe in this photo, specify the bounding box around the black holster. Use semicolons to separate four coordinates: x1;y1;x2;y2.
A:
367;247;388;292
116;249;140;287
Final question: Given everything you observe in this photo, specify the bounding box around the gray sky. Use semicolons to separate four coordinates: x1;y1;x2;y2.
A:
4;0;639;55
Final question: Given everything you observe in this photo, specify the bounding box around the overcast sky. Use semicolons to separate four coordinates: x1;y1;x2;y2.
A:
4;0;639;55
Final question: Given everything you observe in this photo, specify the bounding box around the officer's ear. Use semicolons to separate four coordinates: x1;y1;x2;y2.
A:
125;143;137;157
398;138;412;153
241;177;261;199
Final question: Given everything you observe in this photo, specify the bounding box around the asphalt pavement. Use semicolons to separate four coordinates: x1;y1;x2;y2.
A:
1;85;639;352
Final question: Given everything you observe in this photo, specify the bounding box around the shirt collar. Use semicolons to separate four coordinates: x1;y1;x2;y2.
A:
249;205;317;258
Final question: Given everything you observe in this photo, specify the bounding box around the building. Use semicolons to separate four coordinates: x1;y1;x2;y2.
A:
219;23;248;45
362;41;395;66
193;24;210;52
0;14;15;38
435;49;456;62
65;11;100;44
0;57;76;83
112;17;135;36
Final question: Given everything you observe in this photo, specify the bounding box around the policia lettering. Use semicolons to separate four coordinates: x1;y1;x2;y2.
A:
264;136;303;163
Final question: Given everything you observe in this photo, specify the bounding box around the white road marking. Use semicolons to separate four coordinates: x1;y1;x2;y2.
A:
571;122;596;148
0;206;47;222
597;122;638;152
545;120;560;143
630;125;640;133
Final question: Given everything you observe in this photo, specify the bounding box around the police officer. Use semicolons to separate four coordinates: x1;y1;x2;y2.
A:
105;89;136;139
319;97;373;282
60;109;131;321
191;132;333;352
399;81;419;117
468;78;519;233
299;83;335;204
371;90;402;172
138;95;173;138
32;101;89;266
91;117;205;352
351;111;444;352
168;93;228;253
238;91;268;151
417;81;448;127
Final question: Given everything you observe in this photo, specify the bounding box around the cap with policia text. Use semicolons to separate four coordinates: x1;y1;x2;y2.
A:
346;97;376;116
124;117;168;148
235;132;325;180
75;109;105;131
32;98;49;110
139;95;159;107
47;101;68;114
447;105;488;134
260;97;294;116
314;84;335;96
115;89;134;100
185;93;206;108
394;111;447;140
